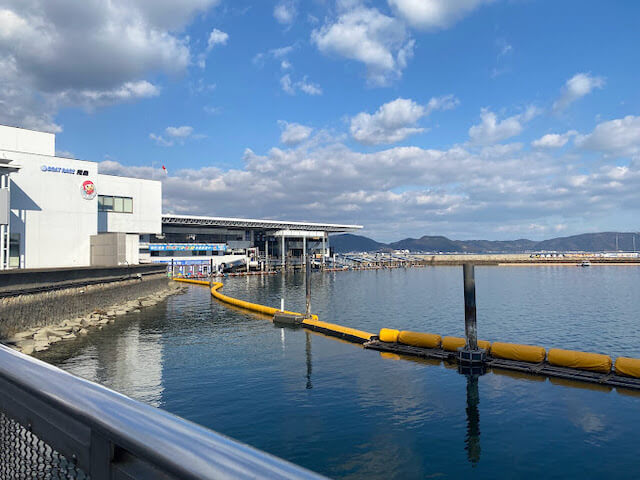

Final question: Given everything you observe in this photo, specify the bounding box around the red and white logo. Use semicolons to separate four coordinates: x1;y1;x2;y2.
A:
81;180;96;200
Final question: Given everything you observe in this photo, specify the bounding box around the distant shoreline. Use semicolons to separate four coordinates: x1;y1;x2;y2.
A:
413;254;640;266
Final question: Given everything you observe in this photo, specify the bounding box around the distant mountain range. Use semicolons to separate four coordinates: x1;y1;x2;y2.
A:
330;232;640;254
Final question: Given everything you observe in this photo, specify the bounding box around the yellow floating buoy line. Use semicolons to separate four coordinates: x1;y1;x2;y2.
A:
174;278;373;343
173;278;640;390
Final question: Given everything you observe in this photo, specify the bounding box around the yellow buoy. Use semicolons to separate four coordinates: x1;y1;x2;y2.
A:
547;348;612;374
615;357;640;378
397;331;442;349
490;342;546;364
379;328;400;343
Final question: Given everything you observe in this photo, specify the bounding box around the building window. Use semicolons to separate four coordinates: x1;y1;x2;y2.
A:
98;195;133;213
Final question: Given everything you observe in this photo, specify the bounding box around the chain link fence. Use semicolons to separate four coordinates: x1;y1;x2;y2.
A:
0;411;89;480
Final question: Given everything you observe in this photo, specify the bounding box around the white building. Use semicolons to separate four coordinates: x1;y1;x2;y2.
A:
0;124;362;271
0;125;161;269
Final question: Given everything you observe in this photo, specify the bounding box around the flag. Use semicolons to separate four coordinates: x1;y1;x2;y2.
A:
162;165;168;174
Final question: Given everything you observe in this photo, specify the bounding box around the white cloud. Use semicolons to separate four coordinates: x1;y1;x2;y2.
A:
0;0;220;131
149;133;173;147
388;0;493;30
425;94;460;115
100;128;640;240
280;74;322;96
350;96;459;145
56;150;75;159
311;6;413;86
253;45;295;67
576;116;640;157
280;74;295;95
150;125;201;146
469;106;540;145
351;98;424;145
166;126;194;138
279;121;313;145
553;73;605;112
297;77;323;95
274;1;297;25
55;81;160;109
532;130;577;149
207;28;229;49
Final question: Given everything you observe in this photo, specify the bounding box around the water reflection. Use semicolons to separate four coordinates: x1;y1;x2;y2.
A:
465;374;481;466
39;312;165;408
42;271;640;479
305;331;313;390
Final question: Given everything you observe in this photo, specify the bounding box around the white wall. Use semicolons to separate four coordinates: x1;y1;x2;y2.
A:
8;151;98;268
97;174;161;235
126;234;139;264
0;125;55;156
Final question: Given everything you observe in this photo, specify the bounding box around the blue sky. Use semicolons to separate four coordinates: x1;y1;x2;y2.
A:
1;0;639;241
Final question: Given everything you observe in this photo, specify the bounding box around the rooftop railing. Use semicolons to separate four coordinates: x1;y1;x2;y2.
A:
0;344;326;480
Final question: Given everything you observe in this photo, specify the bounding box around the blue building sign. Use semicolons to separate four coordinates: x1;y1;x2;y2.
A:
149;243;227;252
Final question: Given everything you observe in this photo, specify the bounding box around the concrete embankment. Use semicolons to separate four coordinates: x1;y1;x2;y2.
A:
0;265;185;355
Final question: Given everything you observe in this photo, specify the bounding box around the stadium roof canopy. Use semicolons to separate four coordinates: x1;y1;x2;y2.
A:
162;214;362;233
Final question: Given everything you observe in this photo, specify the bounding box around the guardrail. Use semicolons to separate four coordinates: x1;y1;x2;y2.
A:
0;344;326;480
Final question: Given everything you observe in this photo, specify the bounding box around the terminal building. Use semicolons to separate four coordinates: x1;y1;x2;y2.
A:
0;125;361;271
147;215;360;275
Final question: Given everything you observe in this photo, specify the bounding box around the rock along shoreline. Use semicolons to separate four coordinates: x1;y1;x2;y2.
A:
2;282;185;355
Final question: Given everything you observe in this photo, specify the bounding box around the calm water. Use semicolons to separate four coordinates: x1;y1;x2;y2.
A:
40;266;640;479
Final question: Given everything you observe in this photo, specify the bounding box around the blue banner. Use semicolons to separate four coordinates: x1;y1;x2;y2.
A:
149;243;226;252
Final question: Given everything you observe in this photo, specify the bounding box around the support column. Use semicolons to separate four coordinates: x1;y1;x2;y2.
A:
265;237;269;271
321;234;326;269
303;236;306;268
281;235;285;269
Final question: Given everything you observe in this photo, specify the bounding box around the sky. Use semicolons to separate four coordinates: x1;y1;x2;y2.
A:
1;0;639;242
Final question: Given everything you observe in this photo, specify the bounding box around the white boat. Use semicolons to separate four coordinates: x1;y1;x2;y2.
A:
579;260;591;267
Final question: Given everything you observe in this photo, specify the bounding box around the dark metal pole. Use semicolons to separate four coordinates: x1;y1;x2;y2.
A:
305;248;311;318
463;263;478;351
171;258;174;278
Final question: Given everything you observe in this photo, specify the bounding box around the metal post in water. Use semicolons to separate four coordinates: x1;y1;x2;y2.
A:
459;263;486;369
305;249;311;318
463;263;478;351
282;235;285;269
281;298;284;312
303;236;306;267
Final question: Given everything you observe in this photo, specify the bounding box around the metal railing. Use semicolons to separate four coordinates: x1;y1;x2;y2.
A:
0;344;326;480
